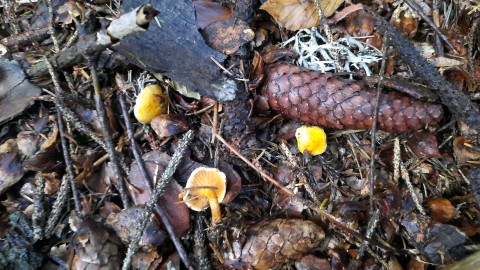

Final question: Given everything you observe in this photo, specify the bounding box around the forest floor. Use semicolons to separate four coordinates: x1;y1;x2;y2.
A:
1;0;480;269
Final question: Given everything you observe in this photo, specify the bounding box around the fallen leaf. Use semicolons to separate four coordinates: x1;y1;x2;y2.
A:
128;151;191;237
407;131;441;158
193;0;233;29
453;136;480;164
427;198;456;223
0;152;24;194
150;114;189;139
106;206;166;247
203;17;255;55
295;255;331;270
391;4;419;37
260;0;345;31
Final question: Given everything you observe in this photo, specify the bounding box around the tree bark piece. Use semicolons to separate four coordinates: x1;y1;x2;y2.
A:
262;62;444;132
116;0;238;102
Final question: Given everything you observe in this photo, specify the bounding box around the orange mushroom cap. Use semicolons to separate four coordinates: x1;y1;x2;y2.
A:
182;167;227;223
134;84;167;124
295;126;327;156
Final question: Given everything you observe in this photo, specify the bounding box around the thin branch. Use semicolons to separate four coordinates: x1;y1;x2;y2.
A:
32;175;46;241
369;33;389;211
45;0;60;51
215;134;403;255
117;92;192;269
122;130;194;270
44;57;82;212
90;64;130;208
45;175;70;237
403;0;457;53
215;135;295;196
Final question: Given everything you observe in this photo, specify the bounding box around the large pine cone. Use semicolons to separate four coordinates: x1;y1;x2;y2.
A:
262;63;444;132
224;219;325;270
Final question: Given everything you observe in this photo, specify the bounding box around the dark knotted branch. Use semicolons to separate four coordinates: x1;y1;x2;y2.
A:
0;26;50;48
374;14;480;131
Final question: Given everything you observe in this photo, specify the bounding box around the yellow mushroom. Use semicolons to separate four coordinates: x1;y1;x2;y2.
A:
133;84;167;124
182;167;227;224
295;125;327;156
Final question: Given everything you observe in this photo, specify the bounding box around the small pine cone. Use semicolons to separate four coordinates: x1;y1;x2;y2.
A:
240;219;325;270
262;63;444;132
68;219;123;270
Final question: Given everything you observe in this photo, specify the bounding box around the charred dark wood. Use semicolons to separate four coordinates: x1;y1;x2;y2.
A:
117;1;238;102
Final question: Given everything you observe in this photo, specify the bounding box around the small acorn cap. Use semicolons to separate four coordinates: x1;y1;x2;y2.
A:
133;84;167;124
182;167;227;223
295;126;327;156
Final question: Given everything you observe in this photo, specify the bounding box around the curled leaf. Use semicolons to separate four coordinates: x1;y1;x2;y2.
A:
260;0;345;31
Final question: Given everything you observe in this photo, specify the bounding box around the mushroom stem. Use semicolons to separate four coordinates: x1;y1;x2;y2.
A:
207;191;221;224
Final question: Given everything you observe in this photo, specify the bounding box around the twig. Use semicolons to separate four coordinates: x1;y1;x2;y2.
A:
312;0;332;43
27;4;158;78
211;102;218;144
468;18;479;89
347;210;380;270
215;135;295;196
44;57;82;212
45;0;60;51
1;0;19;35
89;64;130;208
369;33;389;211
117;92;192;269
216;134;403;255
32;175;46;241
0;26;50;48
45;175;70;237
393;138;401;184
401;162;426;215
193;214;212;270
122;130;194;270
403;0;457;53
432;0;445;57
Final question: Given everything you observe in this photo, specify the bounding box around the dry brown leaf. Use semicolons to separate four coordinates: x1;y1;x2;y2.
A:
260;0;345;31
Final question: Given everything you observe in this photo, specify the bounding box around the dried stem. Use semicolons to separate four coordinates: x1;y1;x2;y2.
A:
215;135;295;196
44;57;82;213
122;130;194;270
403;0;457;53
194;214;211;270
32;175;46;241
401;162;426;215
45;175;70;237
89;64;130;208
347;210;380;270
0;27;50;48
45;0;60;51
369;34;389;211
1;0;19;35
117;92;192;269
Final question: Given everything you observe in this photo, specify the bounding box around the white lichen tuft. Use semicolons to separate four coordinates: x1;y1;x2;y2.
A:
282;28;382;77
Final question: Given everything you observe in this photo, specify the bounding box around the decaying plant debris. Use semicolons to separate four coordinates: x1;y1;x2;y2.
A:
1;0;480;269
